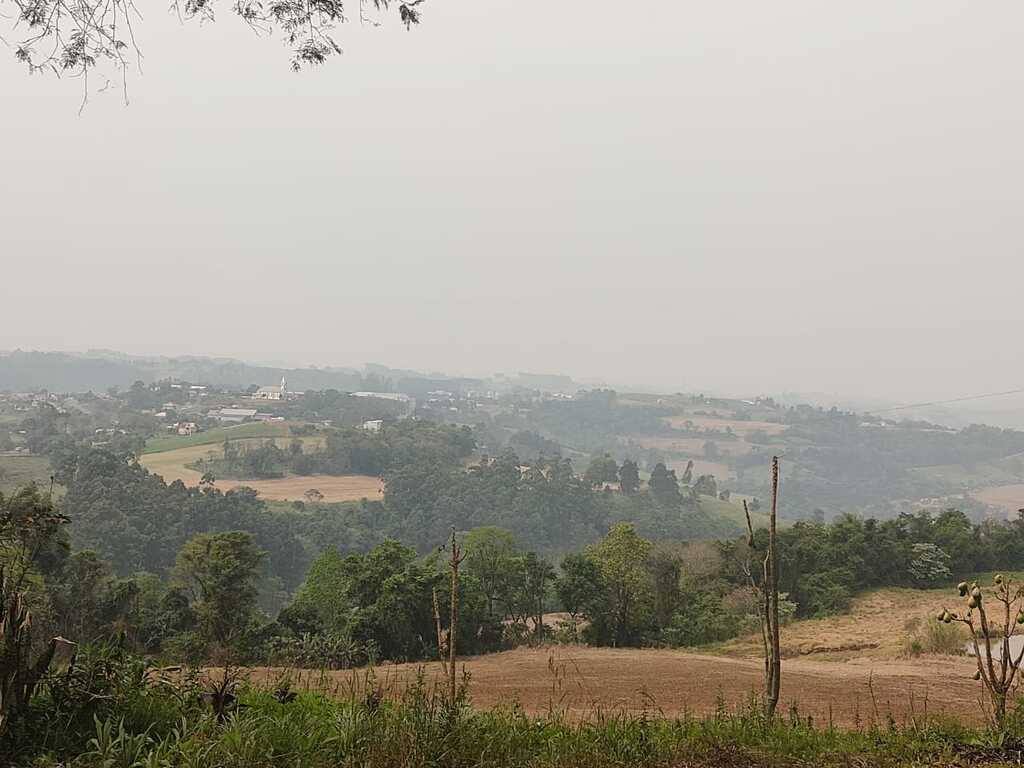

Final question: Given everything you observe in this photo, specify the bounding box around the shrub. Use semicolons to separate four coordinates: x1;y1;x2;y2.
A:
267;632;379;669
902;616;965;657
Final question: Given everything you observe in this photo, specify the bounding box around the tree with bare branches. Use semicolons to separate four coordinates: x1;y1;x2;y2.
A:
432;527;465;705
741;456;781;717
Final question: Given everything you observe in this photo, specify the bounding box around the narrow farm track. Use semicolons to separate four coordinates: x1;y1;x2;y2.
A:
244;646;985;727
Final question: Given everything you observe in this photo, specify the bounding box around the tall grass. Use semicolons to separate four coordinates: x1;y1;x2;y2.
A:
902;617;967;657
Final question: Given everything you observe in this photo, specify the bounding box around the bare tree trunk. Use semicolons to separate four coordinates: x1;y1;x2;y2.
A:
447;528;464;705
765;456;782;717
432;587;449;680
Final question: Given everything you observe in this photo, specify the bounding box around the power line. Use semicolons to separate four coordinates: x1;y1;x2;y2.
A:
869;388;1024;414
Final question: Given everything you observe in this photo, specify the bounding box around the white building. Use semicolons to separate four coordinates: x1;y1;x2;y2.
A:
361;419;383;433
213;408;258;423
254;377;287;400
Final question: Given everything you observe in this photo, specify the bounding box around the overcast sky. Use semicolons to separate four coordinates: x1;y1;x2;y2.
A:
2;1;1022;402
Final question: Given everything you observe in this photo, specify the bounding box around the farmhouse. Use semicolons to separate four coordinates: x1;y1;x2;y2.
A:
175;422;198;436
361;419;383;433
254;377;288;400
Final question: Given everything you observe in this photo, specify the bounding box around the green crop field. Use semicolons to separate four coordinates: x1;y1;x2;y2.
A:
143;421;292;454
0;453;58;496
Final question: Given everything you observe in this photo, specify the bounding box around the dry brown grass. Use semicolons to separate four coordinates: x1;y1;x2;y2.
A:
720;587;963;661
972;484;1024;515
233;474;383;502
242;644;983;726
139;438;381;502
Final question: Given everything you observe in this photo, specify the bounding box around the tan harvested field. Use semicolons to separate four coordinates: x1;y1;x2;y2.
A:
139;438;381;501
972;484;1024;515
234;587;991;726
666;416;788;438
721;587;961;661
242;645;982;726
229;474;383;502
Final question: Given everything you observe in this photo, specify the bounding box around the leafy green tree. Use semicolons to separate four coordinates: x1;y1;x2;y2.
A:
463;527;520;619
521;552;555;638
618;460;640;495
585;523;653;645
0;485;70;743
173;532;266;649
48;550;137;643
648;463;680;503
556;554;606;626
584;454;619;488
647;544;683;628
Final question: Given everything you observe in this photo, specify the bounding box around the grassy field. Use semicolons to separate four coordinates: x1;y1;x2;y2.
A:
696;494;769;528
0;453;57;496
143;421;292;454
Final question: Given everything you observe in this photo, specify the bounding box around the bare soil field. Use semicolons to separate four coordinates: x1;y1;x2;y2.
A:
235;588;991;726
139;439;380;502
972;484;1024;515
246;646;982;726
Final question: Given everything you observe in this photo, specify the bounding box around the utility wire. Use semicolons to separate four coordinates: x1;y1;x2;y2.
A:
869;388;1024;414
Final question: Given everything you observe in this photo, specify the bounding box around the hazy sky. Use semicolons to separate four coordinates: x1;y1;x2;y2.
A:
2;1;1022;401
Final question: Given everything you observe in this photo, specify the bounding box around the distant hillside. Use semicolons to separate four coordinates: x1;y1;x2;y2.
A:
0;350;364;393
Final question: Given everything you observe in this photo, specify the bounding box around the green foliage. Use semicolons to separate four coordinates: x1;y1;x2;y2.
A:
618;459;640;495
648;462;680;503
583;454;619;488
268;632;379;669
659;589;740;647
173;531;266;650
585;523;654;645
463;527;519;619
286;541;450;661
0;485;70;745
